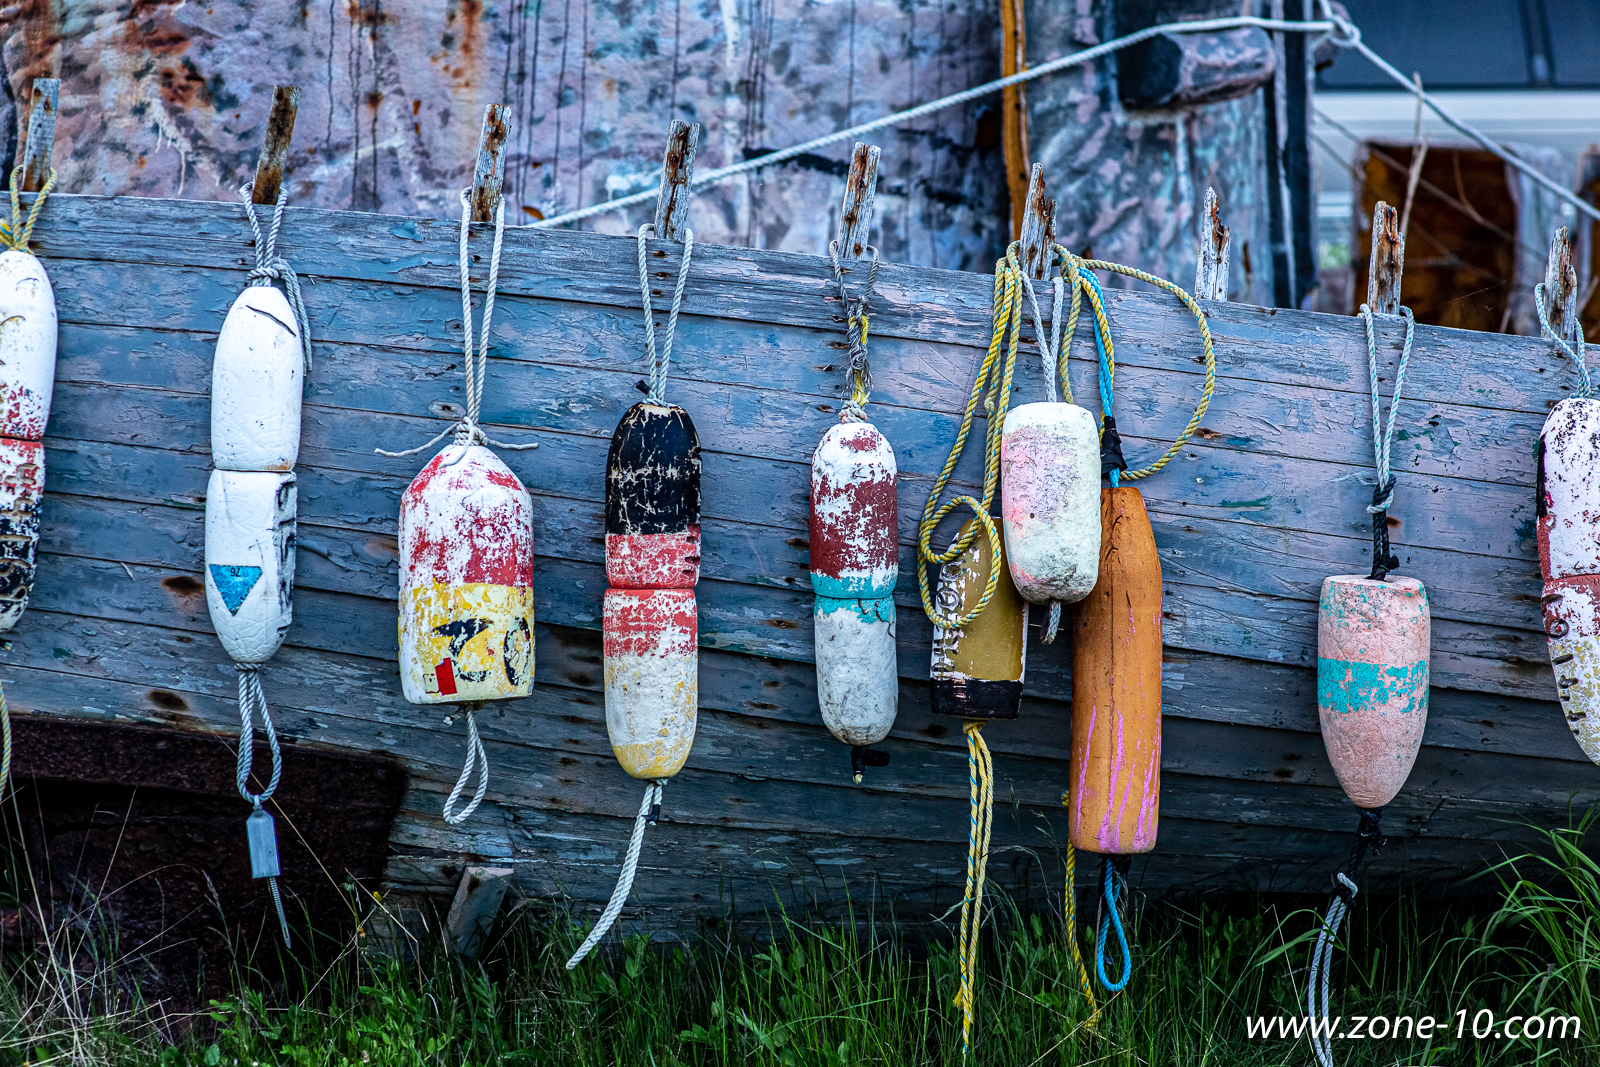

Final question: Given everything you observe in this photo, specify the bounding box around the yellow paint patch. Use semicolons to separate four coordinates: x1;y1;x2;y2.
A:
399;582;535;704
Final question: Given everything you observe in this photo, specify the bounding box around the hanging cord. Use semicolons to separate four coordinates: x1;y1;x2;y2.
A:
827;240;881;421
1307;807;1387;1067
1534;282;1594;399
1020;270;1077;644
1;166;54;252
441;704;490;825
1062;839;1102;1033
376;191;538;460
566;778;665;969
952;720;994;1059
636;223;697;405
238;183;313;372
916;244;1027;629
236;664;291;949
0;679;11;799
1357;304;1416;581
1094;856;1132;993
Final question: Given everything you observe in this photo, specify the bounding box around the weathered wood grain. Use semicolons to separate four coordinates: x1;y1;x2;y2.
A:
18;79;58;193
250;87;301;207
836;144;881;262
469;105;511;224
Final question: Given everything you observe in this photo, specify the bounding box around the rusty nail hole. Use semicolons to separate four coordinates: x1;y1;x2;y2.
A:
147;689;188;711
161;575;203;596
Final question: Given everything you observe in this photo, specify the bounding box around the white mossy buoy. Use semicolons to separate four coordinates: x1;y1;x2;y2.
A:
0;249;58;442
398;442;536;705
204;468;297;664
0;438;44;632
1537;396;1600;763
211;285;305;472
814;596;897;746
999;401;1101;605
604;587;698;778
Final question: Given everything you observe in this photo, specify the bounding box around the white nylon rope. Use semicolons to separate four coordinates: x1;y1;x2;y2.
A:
235;664;291;947
441;703;490;825
565;778;664;968
1019;269;1073;645
1307;871;1358;1067
636;223;696;405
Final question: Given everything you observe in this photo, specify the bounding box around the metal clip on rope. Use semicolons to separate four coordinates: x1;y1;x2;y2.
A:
236;664;291;948
1357;304;1416;580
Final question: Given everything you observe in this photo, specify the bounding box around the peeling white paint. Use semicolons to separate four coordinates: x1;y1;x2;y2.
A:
211;286;304;472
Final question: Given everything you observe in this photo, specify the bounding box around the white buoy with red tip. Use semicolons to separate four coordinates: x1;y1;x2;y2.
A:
0;249;58;442
211;286;304;472
1537;397;1600;763
1000;401;1101;605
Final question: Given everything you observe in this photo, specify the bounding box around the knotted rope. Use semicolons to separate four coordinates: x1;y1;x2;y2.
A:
1357;304;1416;580
636;223;696;405
441;704;489;825
1062;839;1102;1033
566;778;665;969
827;240;880;421
1094;856;1132;993
376;190;538;460
952;720;994;1058
1;166;53;252
236;664;291;948
238;183;312;372
1307;807;1386;1067
1534;282;1593;399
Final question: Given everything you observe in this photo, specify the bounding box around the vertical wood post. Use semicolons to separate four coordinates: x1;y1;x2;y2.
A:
250;86;301;206
444;866;514;957
1194;186;1232;301
18;79;60;193
1544;226;1579;344
1017;163;1056;281
1366;201;1404;315
835;142;880;261
469;104;512;223
653;120;700;243
999;0;1031;241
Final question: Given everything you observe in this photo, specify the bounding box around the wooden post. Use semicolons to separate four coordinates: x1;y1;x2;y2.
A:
1000;0;1030;241
1544;226;1579;344
469;104;512;223
1366;201;1404;315
653;120;700;243
443;866;514;957
836;142;880;261
18;79;59;193
250;86;301;206
1194;187;1232;302
1017;163;1055;281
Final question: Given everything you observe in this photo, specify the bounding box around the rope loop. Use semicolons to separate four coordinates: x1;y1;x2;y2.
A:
952;720;994;1058
636;223;696;406
238;183;312;373
2;166;54;253
1306;806;1384;1067
827;240;880;421
1357;304;1416;580
442;705;490;825
1534;281;1594;399
235;664;284;808
566;778;666;968
1094;856;1132;993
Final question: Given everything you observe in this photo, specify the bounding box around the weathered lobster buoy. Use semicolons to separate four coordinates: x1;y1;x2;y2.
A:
0;247;58;631
930;518;1028;721
205;469;297;663
398;443;536;704
1000;401;1101;605
211;286;304;472
1536;397;1600;762
1068;487;1162;853
604;402;702;778
811;421;898;768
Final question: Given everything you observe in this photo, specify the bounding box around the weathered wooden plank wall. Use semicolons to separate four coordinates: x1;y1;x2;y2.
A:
9;194;1594;933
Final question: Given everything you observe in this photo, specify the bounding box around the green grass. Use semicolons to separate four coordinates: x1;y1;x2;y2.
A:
2;817;1599;1066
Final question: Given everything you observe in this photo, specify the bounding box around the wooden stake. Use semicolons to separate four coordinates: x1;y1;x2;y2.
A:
1544;226;1579;344
653;120;700;243
18;79;59;194
250;86;301;206
1017;163;1055;281
1366;201;1404;315
836;142;880;261
469;104;512;223
1194;187;1232;302
444;866;514;957
999;0;1031;241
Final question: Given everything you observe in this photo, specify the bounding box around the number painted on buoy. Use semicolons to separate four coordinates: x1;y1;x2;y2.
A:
204;469;297;663
1000;402;1101;605
0;438;44;632
1317;575;1430;808
1068;488;1162;854
603;402;701;778
0;249;57;442
211;286;305;472
930;519;1027;720
398;442;536;704
1537;396;1600;763
811;421;898;749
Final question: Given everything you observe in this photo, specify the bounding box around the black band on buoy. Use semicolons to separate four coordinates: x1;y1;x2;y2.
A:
1099;415;1127;479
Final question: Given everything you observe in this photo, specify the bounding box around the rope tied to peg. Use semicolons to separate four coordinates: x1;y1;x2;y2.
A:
1;166;54;252
827;240;881;421
1306;807;1386;1067
1357;304;1416;580
566;778;666;969
235;663;291;948
1534;282;1594;400
376;190;539;460
636;223;696;406
239;182;312;373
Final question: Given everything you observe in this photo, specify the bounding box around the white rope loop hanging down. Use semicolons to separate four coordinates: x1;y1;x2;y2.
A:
238;183;312;373
826;239;881;422
636;224;696;405
236;663;292;947
441;704;491;825
565;778;665;969
1357;304;1417;516
1306;871;1359;1067
375;190;538;460
1534;282;1594;399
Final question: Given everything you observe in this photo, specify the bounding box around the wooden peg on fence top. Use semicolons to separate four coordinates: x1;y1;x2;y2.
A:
1366;201;1404;315
250;86;301;206
836;142;880;261
469;104;512;223
18;78;59;193
1543;226;1579;344
653;119;700;243
1017;164;1056;281
1194;187;1232;302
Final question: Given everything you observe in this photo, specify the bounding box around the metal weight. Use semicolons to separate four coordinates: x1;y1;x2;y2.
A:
246;804;282;880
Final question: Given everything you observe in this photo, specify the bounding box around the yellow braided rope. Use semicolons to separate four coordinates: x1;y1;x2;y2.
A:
953;720;994;1058
849;310;871;411
916;243;1027;628
1063;840;1101;1034
2;166;55;253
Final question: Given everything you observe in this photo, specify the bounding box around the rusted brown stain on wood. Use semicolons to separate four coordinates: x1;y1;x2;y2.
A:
836;143;880;261
18;78;57;193
469;103;510;223
250;86;301;206
1017;163;1055;280
1194;186;1231;301
1543;226;1577;342
652;119;698;244
1366;201;1404;315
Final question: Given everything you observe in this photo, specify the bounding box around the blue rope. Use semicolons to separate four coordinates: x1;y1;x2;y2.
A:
1094;859;1131;992
1081;270;1121;488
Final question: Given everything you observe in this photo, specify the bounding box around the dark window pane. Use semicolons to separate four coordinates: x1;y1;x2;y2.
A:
1547;0;1600;87
1319;1;1530;89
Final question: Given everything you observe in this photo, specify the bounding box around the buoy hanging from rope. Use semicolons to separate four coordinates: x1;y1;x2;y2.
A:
568;118;703;971
812;150;899;779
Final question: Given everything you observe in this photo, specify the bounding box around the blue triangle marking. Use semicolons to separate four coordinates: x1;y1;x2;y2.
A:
209;564;263;615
